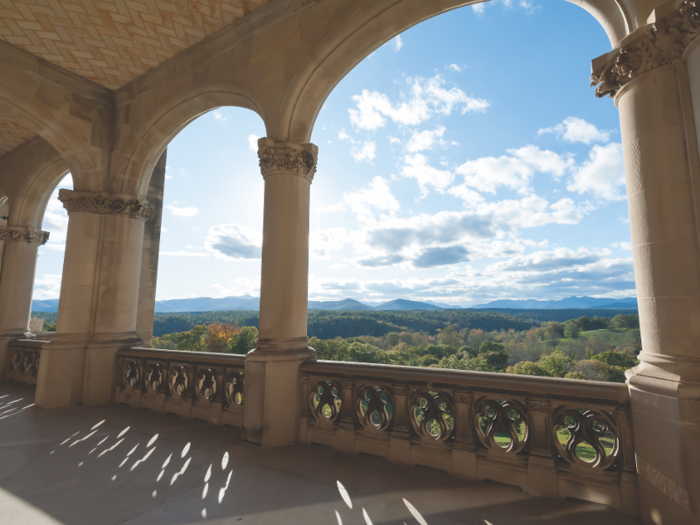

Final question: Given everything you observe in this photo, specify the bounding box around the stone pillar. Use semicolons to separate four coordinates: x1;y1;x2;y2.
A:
136;150;167;346
242;138;317;447
0;227;49;378
591;5;700;523
35;191;154;408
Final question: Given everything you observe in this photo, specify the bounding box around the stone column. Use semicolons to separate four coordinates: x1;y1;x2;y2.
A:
136;150;167;346
242;138;317;447
0;226;49;379
591;5;700;523
35;191;154;408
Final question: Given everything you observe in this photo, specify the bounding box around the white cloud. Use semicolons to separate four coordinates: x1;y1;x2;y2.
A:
33;274;62;300
454;145;574;195
248;134;260;152
351;140;377;162
447;64;462;72
538;117;611;144
567;143;625;201
338;129;351;141
166;205;199;217
400;153;454;196
212;278;260;298
324;176;399;224
472;3;486;14
160;250;209;257
311;228;350;259
213;110;227;123
389;136;401;145
349;75;489;130
613;241;632;250
406;126;446;153
205;224;262;260
394;35;404;51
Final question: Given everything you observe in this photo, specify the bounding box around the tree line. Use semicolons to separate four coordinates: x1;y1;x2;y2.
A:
151;313;641;383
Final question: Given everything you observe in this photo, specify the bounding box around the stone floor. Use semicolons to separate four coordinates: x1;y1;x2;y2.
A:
0;382;642;525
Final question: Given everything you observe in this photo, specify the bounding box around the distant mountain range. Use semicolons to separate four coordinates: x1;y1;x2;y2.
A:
470;296;638;310
31;295;638;313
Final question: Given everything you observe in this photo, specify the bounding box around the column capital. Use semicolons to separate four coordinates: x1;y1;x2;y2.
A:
257;138;318;183
592;0;700;99
0;226;49;246
58;189;155;221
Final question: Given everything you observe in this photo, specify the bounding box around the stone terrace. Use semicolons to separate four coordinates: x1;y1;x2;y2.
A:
0;382;641;525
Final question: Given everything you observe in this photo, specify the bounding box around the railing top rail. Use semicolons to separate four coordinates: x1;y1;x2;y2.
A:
119;347;246;366
301;360;630;404
11;338;51;347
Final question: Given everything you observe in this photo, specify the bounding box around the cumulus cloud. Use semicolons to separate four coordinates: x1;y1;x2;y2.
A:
538;117;611;144
38;174;73;253
349;75;489;130
351;140;377;162
401;153;454;196
311;228;350;259
212;278;260;298
472;3;486;14
352;195;585;269
454;145;574;194
248;134;260;152
166;205;199;217
406;126;446;153
394;35;404;51
324;176;399;223
160;250;209;257
447;64;462;72
33;274;62;300
213;110;227;123
567;143;625;201
205;224;262;260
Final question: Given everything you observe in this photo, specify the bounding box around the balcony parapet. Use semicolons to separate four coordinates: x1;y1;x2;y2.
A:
300;360;639;518
115;347;245;427
6;338;50;385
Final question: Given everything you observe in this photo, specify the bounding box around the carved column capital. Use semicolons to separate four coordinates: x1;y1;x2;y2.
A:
58;190;155;222
257;138;318;183
592;0;700;98
0;226;49;245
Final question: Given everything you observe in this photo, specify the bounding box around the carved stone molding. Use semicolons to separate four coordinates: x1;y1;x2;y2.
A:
58;189;155;221
454;391;473;404
527;401;551;414
258;138;318;182
592;0;700;98
0;227;49;245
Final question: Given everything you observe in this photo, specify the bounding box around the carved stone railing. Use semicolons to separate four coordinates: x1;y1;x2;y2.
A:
300;361;638;517
115;348;245;427
6;339;48;385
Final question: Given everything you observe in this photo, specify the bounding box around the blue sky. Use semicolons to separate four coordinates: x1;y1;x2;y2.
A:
33;0;635;307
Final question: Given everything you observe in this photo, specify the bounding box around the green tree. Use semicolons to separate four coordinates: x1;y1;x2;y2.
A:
563;320;580;339
538;350;572;378
229;326;258;354
177;325;207;352
438;325;462;349
591;350;637;368
507;361;550;377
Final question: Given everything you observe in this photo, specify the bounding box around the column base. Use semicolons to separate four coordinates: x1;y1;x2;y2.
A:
627;358;700;525
242;338;315;448
36;332;141;408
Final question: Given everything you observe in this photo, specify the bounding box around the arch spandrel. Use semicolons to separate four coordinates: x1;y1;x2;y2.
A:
0;137;69;227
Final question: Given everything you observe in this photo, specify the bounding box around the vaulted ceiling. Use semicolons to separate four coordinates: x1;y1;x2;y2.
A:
0;0;272;90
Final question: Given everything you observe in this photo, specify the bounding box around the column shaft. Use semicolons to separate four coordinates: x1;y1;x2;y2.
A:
242;139;317;447
0;232;44;378
136;150;166;346
617;63;700;525
36;192;151;408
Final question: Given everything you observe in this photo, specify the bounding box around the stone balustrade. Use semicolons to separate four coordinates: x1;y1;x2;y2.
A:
6;339;48;385
300;360;639;517
115;348;245;427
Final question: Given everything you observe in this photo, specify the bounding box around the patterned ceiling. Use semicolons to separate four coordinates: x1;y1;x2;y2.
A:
0;117;35;157
0;0;272;90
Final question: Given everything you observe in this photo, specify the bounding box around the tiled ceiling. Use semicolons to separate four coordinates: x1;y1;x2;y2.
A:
0;116;35;157
0;0;272;90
